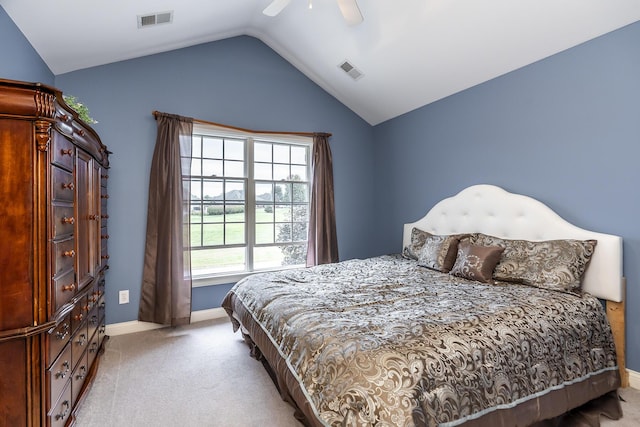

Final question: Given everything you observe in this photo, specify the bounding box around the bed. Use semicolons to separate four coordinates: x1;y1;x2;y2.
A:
222;184;625;426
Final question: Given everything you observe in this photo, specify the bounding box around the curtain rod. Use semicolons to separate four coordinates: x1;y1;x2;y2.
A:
152;110;331;138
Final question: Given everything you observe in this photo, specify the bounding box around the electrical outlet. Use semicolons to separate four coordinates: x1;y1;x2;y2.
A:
119;290;129;304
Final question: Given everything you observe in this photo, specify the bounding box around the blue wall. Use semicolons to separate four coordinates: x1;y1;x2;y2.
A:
54;36;376;325
0;6;53;84
373;21;640;371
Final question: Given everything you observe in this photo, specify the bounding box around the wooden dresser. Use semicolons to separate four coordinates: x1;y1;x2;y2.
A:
0;78;109;426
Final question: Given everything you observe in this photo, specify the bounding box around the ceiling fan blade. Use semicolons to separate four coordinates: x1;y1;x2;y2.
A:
336;0;363;26
263;0;292;17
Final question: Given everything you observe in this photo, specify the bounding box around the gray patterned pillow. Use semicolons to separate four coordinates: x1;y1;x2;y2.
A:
449;241;504;283
416;233;464;273
471;233;597;294
402;227;430;260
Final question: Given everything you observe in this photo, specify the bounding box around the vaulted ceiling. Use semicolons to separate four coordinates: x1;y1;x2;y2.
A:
2;0;639;125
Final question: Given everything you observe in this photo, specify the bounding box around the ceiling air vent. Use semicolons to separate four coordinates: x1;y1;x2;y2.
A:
138;11;173;29
339;60;364;81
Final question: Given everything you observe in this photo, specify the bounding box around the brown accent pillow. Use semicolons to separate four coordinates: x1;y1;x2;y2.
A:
416;234;464;273
449;241;505;283
402;227;430;260
470;233;597;295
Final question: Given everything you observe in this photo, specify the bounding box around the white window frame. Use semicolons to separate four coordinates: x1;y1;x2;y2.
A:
189;123;312;287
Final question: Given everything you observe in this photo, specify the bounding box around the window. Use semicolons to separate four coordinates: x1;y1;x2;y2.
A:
184;124;311;283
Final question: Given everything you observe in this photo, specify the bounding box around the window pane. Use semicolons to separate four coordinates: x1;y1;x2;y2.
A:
191;137;202;158
256;204;274;223
190;208;202;224
273;144;290;163
292;204;309;221
253;246;283;270
203;204;224;222
190;180;202;200
255;182;273;201
225;181;245;201
190;158;202;176
202;159;223;177
191;247;245;275
201;224;224;246
291;146;307;165
275;183;291;203
224;160;244;177
290;165;307;181
276;223;292;242
254;163;272;180
275;204;291;222
292;184;308;203
202;137;223;159
225;139;244;161
292;222;308;242
190;223;202;246
255;142;272;162
225;223;245;245
202;181;223;200
273;164;290;181
255;223;274;244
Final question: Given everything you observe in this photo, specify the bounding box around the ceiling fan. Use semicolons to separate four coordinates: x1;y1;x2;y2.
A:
263;0;364;26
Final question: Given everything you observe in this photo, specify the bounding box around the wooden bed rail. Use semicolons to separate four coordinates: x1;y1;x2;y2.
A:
606;277;628;388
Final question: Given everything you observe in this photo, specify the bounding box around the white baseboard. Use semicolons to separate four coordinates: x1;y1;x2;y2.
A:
105;307;227;336
628;369;640;389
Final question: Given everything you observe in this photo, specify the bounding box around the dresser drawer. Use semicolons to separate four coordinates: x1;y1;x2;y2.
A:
87;305;100;343
48;316;71;366
47;343;72;410
52;269;76;312
47;380;72;427
71;295;88;334
52;205;75;238
51;132;75;171
72;326;89;369
51;166;75;202
87;327;101;368
52;238;75;277
71;350;89;406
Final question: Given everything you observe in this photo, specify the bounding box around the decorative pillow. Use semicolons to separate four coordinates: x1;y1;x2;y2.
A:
416;233;464;273
449;241;504;283
402;227;430;260
470;233;597;294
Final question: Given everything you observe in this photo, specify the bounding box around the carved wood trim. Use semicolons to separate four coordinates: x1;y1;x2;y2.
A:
34;120;51;152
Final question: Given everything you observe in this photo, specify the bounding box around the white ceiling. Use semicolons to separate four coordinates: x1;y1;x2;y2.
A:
2;0;639;125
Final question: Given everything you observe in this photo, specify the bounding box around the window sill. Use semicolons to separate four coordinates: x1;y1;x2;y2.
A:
191;265;304;288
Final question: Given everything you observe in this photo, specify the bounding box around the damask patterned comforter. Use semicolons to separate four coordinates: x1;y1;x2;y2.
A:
222;255;620;426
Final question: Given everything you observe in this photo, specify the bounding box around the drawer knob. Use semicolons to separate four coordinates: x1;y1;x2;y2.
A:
89;214;99;220
63;250;76;258
89;342;98;353
76;333;86;346
55;400;70;421
74;312;84;322
62;182;75;190
101;214;110;219
76;365;87;381
55;323;69;340
101;234;110;239
60;148;73;156
101;254;110;260
62;216;75;225
101;194;109;199
77;129;86;137
55;361;70;379
101;174;109;179
62;283;76;292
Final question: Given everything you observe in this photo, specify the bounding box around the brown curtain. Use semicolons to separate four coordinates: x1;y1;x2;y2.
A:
139;113;193;326
306;133;339;266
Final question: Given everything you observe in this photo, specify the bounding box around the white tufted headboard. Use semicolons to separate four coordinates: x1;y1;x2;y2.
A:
403;184;624;302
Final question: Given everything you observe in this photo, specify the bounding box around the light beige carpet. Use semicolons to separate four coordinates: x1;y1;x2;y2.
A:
75;317;640;427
